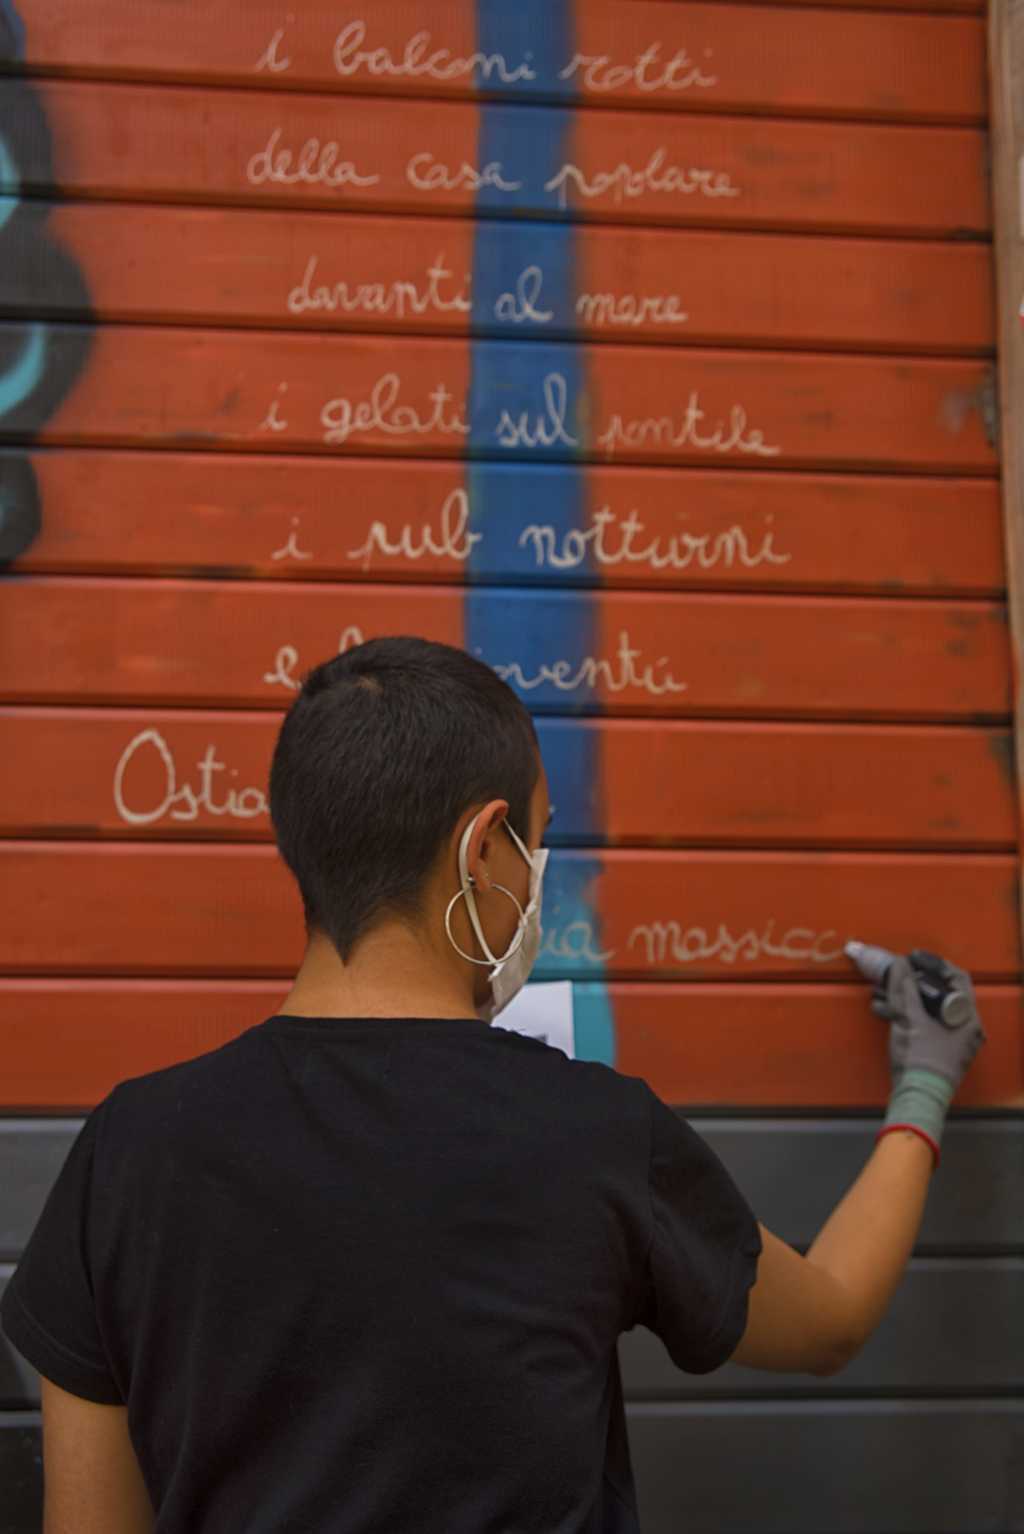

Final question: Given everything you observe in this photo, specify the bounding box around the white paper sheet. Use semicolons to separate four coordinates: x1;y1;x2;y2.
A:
490;980;575;1058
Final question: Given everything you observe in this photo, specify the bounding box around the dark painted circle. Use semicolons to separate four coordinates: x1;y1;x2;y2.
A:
0;454;42;562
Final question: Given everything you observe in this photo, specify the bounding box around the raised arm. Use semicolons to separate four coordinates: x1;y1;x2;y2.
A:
729;950;987;1376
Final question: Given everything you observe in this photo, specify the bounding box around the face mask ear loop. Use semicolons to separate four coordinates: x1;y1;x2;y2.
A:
444;813;531;968
504;820;533;865
504;820;547;918
456;815;499;963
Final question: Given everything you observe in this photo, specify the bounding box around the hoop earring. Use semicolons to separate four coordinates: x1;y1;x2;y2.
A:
444;883;527;966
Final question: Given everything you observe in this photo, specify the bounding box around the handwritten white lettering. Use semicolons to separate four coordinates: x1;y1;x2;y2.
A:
490;630;688;697
407;152;522;194
346;489;481;569
494;265;553;326
494;372;578;450
627;919;845;967
288;253;471;320
264;643;301;690
596;392;780;459
334;20;536;84
259;382;290;433
545;150;739;210
265;629;683;700
539;921;615;965
271;516;313;562
519;509;791;572
558;43;717;93
320;373;469;446
264;627;366;691
247;128;381;190
114;729;266;826
575;290;688;328
255;25;291;74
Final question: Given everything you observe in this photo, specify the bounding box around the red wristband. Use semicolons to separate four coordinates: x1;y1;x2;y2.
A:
875;1122;940;1169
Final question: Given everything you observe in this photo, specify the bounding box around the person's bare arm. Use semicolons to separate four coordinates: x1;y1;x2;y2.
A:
732;1127;933;1375
730;950;986;1377
40;1376;155;1534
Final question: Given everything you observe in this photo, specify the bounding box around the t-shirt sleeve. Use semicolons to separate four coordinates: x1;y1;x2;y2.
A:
0;1098;122;1403
631;1087;763;1374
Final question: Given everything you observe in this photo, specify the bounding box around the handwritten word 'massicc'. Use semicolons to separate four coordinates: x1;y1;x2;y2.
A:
628;920;846;966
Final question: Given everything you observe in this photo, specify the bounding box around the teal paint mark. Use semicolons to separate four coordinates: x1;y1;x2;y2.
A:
0;30;95;563
0;324;45;416
0;135;19;232
533;852;610;982
572;984;617;1067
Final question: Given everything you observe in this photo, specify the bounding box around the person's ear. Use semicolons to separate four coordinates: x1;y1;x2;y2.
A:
460;799;509;893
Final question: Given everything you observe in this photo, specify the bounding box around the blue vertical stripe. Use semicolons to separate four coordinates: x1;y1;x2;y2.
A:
468;0;614;1066
459;463;603;585
0;1;25;57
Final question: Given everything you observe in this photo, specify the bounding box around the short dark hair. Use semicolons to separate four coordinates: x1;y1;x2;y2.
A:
269;635;540;961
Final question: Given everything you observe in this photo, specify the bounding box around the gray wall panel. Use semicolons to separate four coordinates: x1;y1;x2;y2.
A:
0;1270;38;1407
0;1415;42;1534
697;1117;1024;1252
626;1401;1024;1534
0;1120;83;1259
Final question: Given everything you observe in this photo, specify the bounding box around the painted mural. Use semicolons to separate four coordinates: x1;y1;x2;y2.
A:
0;0;1016;1107
2;12;1021;1534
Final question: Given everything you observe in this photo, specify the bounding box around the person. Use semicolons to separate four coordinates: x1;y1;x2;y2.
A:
0;635;986;1534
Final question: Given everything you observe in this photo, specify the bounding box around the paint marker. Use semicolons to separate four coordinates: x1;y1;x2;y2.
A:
844;941;974;1028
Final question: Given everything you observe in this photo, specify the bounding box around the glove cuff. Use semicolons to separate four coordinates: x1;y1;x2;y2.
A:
880;1068;955;1169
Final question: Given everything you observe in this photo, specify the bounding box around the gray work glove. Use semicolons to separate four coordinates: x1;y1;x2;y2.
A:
869;951;987;1093
856;949;987;1166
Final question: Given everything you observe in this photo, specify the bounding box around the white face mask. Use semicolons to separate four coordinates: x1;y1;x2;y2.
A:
444;810;549;1021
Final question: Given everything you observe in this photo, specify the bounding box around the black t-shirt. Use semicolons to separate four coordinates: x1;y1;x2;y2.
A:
1;1014;762;1533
